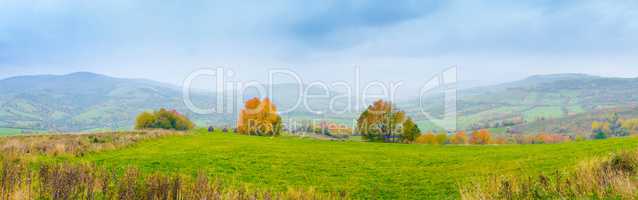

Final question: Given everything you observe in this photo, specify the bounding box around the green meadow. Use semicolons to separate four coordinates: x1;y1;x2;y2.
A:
64;129;638;199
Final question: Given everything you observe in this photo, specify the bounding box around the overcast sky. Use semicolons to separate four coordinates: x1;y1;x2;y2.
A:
1;0;637;88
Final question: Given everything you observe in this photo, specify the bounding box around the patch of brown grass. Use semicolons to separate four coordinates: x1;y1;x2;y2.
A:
0;130;186;158
460;150;638;200
0;157;348;200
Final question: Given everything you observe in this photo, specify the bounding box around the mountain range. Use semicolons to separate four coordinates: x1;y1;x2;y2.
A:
1;72;637;135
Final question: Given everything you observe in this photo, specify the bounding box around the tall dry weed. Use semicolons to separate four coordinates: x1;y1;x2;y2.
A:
460;150;638;200
0;157;348;200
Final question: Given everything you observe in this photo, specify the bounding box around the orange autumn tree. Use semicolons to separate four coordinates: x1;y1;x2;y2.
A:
237;97;282;136
470;129;492;144
449;131;468;144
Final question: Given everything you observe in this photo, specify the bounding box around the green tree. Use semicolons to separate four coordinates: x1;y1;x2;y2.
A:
435;132;448;145
401;118;421;143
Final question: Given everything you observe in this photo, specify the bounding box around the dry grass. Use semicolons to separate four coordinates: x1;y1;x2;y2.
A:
0;130;186;158
0;157;347;200
460;150;638;200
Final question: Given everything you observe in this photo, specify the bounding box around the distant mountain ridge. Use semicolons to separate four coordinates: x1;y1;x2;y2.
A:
1;72;637;134
0;72;222;131
407;73;638;134
0;72;342;132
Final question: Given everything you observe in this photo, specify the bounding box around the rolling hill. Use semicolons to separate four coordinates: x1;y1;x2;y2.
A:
1;72;637;134
408;73;638;134
0;72;340;132
0;72;225;132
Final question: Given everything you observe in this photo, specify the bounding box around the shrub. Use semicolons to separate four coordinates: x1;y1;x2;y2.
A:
135;109;195;131
604;151;638;175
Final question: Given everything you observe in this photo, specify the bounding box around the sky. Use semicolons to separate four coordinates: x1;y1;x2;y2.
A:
1;0;637;89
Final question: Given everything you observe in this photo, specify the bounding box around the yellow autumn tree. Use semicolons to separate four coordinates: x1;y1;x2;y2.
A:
416;132;436;144
356;100;406;142
237;97;282;136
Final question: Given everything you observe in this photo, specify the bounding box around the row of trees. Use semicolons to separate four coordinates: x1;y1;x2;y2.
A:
135;109;195;130
415;130;494;145
353;100;586;145
355;100;494;144
591;113;638;139
415;130;573;145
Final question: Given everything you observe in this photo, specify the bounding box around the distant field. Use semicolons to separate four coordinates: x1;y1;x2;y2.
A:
0;127;22;136
523;106;564;121
0;127;47;136
66;129;638;199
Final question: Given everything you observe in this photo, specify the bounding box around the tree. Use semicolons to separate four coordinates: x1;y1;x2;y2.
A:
401;117;421;143
134;108;195;130
435;132;448;145
592;121;609;139
135;112;155;130
237;97;282;136
416;132;436;144
356;100;406;142
470;129;491;144
449;131;468;144
608;113;628;137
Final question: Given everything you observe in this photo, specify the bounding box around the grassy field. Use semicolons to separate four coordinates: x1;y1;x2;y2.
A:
62;129;638;199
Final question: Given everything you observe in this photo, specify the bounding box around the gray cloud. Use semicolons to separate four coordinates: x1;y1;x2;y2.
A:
0;0;637;85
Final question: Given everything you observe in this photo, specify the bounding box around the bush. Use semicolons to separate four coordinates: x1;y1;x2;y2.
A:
135;109;195;130
604;151;638;175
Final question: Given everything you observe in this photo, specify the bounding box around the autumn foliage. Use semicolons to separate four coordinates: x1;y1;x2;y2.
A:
135;108;194;130
470;129;491;144
449;131;468;144
415;132;436;144
356;100;406;142
237;97;282;136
